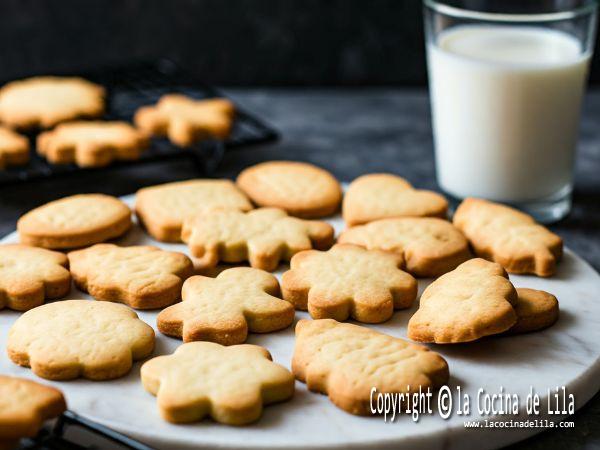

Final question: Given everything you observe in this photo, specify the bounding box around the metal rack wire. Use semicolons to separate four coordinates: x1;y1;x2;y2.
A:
0;59;279;185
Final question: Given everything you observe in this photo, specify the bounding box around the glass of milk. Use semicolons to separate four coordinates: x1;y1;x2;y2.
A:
425;0;597;222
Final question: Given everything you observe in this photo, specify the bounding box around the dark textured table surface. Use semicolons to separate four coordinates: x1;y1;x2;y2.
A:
0;88;599;449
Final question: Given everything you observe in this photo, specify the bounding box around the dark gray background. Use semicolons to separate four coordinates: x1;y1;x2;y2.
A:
0;1;600;449
0;0;599;86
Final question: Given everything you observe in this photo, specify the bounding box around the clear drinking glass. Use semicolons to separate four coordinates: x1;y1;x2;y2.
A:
424;0;597;223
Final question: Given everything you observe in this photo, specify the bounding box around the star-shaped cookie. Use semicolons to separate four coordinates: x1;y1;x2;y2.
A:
158;268;294;344
0;375;66;442
407;258;518;343
453;198;563;277
69;244;194;309
7;300;155;380
293;319;449;415
281;244;417;323
182;207;334;271
141;341;294;425
134;94;235;146
0;244;71;311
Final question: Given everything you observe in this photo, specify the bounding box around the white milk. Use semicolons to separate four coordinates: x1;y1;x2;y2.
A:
428;25;590;202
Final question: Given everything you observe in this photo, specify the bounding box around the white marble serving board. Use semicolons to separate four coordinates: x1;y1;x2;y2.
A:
1;193;600;450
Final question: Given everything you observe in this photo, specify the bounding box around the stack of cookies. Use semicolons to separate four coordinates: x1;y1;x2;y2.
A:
0;160;564;442
0;75;236;170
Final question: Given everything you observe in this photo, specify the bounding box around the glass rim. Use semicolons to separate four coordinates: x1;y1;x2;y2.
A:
423;0;597;23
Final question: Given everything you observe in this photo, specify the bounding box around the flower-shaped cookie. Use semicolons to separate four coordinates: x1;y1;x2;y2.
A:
293;319;449;415
69;244;194;309
0;244;71;311
182;207;334;271
7;300;155;380
141;342;294;425
158;267;294;344
282;244;417;323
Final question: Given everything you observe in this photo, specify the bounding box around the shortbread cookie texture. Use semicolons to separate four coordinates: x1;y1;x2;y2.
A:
453;198;563;277
134;94;234;146
141;342;294;425
0;244;70;311
18;194;131;249
0;376;66;441
158;268;294;344
343;173;448;226
407;258;518;343
236;161;342;218
37;121;148;167
509;288;559;334
182;207;334;271
135;179;252;242
0;76;104;130
0;126;29;169
293;319;449;415
7;300;155;380
69;244;194;309
338;217;471;277
281;244;417;323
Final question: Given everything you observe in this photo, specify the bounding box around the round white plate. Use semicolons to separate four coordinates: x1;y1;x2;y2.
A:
1;194;600;450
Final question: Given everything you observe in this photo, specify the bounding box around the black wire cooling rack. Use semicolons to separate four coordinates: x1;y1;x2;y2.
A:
18;411;156;450
0;59;279;186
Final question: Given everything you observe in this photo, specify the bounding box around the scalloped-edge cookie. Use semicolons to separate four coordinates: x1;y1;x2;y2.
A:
0;375;66;442
135;179;253;242
293;319;449;415
342;173;448;226
0;126;29;169
453;197;563;277
69;244;194;310
407;258;518;343
0;76;104;130
182;207;334;271
158;267;294;344
134;94;234;146
141;341;294;425
18;193;132;249
338;217;471;277
236;161;342;218
7;300;155;380
37;121;149;168
0;244;70;311
281;244;417;323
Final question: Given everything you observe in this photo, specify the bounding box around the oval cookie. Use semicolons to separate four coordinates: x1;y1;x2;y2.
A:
237;161;342;218
18;194;132;249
